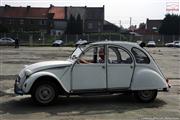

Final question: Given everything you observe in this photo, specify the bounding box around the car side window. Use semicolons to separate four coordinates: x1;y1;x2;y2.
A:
131;47;150;64
78;46;105;64
108;46;132;64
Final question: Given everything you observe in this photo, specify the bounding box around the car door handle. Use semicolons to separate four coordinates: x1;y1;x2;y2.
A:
130;65;133;69
102;66;105;69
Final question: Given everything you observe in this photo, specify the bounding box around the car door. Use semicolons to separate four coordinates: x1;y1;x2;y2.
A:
107;45;134;89
72;45;107;90
1;38;6;44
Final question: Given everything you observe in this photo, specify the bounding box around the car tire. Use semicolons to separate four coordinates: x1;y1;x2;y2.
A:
134;90;157;103
31;81;58;105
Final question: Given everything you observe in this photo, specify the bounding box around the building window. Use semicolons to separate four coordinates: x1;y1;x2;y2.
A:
20;28;24;32
41;20;46;25
20;19;24;25
30;20;34;25
58;32;61;36
88;23;93;29
40;20;46;25
9;19;12;24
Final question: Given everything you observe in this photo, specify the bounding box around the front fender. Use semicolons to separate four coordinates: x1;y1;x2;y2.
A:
22;71;68;93
131;68;168;90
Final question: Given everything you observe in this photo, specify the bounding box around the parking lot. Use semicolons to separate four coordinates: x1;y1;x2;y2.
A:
0;46;180;120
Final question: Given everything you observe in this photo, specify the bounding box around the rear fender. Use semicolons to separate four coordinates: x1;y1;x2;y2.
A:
131;68;168;90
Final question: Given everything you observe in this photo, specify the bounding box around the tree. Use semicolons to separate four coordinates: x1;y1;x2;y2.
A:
159;14;180;35
0;25;9;33
76;14;83;34
138;23;146;30
66;14;76;34
66;14;83;34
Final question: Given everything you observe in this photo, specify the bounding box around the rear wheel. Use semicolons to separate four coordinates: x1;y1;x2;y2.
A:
31;82;58;105
134;90;157;103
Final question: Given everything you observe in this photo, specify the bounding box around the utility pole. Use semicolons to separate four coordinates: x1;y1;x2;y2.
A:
130;17;132;42
130;17;132;29
119;20;121;41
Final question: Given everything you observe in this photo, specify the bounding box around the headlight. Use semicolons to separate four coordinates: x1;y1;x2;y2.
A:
15;76;21;84
24;69;32;77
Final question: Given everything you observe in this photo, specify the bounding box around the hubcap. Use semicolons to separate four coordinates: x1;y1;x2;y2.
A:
36;85;55;104
139;90;153;99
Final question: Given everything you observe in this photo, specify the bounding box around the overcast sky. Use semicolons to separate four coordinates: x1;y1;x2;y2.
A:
0;0;179;28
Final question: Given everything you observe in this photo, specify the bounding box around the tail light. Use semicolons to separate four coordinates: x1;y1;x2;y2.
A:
166;78;171;88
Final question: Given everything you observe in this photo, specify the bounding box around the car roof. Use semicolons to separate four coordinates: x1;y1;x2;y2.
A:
55;40;62;41
90;41;140;48
1;37;12;39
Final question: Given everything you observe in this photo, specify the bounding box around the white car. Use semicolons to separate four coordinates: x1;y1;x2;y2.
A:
14;41;170;105
75;39;88;47
165;41;180;47
52;40;63;47
147;41;156;47
174;41;180;47
0;37;15;45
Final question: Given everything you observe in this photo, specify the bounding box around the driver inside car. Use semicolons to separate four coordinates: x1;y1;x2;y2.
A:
79;47;105;64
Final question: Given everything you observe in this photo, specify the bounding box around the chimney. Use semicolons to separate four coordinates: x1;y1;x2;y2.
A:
5;4;10;9
27;6;31;11
50;4;54;8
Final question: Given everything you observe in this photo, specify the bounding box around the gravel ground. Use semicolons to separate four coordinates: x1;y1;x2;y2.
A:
0;46;180;120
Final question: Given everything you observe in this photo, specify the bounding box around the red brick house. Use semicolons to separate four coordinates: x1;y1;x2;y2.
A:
0;5;105;35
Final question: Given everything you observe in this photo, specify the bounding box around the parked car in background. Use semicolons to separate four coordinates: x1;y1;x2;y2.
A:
14;41;170;105
52;40;63;47
147;41;156;47
174;41;180;47
75;39;88;47
0;37;15;45
165;41;180;47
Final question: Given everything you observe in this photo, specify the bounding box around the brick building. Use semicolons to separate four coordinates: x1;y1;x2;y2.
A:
0;5;104;35
135;19;180;44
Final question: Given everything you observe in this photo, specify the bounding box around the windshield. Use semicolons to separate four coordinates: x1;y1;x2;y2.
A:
69;46;86;60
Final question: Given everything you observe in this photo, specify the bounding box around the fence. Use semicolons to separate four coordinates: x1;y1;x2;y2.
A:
1;32;179;46
0;32;132;46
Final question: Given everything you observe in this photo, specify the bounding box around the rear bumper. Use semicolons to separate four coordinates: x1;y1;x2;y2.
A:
162;87;169;92
159;86;170;92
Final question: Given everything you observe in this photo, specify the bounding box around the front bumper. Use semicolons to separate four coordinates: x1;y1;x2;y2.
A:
14;76;24;95
14;83;24;95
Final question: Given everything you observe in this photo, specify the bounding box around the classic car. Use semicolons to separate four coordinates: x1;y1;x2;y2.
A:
14;41;170;105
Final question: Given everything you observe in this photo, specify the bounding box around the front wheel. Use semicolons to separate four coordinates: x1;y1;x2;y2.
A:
134;90;158;103
31;82;58;105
